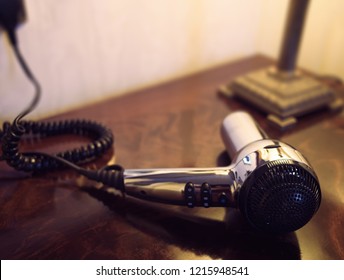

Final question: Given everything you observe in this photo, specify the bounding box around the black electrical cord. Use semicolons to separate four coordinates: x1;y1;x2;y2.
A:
0;26;124;191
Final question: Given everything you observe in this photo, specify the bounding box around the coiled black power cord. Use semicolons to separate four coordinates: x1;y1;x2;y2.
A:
1;119;114;172
0;26;124;191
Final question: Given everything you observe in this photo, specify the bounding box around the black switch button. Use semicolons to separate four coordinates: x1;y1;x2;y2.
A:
218;192;229;206
184;182;196;208
201;183;212;208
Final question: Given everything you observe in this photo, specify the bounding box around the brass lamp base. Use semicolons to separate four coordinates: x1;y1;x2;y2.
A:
223;67;343;129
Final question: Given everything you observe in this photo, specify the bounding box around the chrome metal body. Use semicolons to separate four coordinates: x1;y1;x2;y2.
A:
123;139;311;208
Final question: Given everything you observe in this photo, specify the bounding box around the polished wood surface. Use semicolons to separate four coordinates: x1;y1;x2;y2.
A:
1;55;343;260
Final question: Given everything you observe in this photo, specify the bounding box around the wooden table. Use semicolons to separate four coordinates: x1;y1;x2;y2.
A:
1;55;343;260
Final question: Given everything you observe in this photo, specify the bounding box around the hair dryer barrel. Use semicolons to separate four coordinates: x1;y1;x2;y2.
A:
221;111;266;159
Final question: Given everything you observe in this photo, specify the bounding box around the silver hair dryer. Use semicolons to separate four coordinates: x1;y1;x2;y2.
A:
112;111;321;233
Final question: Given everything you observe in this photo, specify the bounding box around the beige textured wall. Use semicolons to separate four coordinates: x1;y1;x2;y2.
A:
0;0;261;119
0;0;343;120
